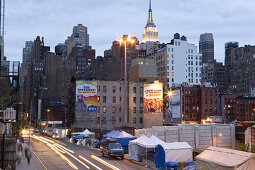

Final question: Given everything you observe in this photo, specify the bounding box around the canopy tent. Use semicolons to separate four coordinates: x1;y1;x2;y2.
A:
155;142;193;169
128;135;165;161
71;129;95;136
196;146;255;170
103;130;136;149
129;135;149;161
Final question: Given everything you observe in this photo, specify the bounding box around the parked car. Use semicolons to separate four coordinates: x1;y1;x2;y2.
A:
51;133;59;140
100;138;124;160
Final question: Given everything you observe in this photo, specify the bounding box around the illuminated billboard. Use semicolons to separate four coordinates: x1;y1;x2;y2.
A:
164;89;181;119
144;82;163;113
76;81;97;112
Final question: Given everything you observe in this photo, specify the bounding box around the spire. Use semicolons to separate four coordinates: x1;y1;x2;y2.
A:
147;0;153;23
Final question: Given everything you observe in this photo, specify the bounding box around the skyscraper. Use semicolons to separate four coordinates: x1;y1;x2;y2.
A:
199;33;214;64
142;0;158;49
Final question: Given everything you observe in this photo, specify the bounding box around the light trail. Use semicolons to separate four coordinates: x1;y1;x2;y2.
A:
32;135;78;169
79;155;102;170
65;152;90;169
91;155;121;170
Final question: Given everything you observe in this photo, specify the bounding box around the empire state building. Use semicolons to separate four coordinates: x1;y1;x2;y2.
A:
142;0;158;43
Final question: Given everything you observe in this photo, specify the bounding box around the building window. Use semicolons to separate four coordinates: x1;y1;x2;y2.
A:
210;91;212;96
113;86;116;93
103;86;107;92
215;106;217;112
140;87;143;93
172;48;174;52
140;118;143;124
172;66;174;70
119;107;121;111
140;97;143;103
140;107;143;113
133;97;136;103
103;106;106;113
205;107;208;112
205;99;207;104
98;86;100;92
172;78;174;82
191;61;193;65
113;96;116;103
120;97;121;101
172;60;174;64
120;86;121;92
112;107;116;113
133;107;136;113
210;107;212;112
103;96;106;103
97;96;100;102
210;98;212;104
188;61;190;65
133;87;136;93
133;117;136;124
119;117;121;122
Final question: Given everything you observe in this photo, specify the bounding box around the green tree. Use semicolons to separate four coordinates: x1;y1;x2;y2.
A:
0;79;19;110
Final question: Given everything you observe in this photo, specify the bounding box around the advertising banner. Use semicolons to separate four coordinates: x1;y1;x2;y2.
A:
76;81;97;112
164;89;181;119
144;82;163;113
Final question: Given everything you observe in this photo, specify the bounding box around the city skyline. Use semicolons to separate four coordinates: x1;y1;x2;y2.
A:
5;0;255;63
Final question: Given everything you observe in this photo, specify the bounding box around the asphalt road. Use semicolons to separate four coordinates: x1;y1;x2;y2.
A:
21;134;149;170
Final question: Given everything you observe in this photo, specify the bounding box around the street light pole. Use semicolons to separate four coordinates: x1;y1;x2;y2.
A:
118;35;136;127
124;40;128;125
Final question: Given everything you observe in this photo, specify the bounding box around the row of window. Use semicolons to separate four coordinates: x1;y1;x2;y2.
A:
98;96;143;104
100;86;143;94
188;73;201;78
188;61;201;66
188;55;201;60
188;67;202;72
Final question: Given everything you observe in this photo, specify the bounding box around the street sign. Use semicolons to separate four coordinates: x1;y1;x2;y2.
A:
3;108;16;121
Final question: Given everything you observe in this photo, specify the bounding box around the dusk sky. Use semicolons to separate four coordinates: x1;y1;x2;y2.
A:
5;0;255;63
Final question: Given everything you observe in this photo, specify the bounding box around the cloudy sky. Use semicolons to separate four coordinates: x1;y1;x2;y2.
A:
5;0;255;63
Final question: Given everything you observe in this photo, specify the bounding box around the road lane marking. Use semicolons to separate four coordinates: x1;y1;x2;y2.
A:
32;135;78;169
91;155;121;170
79;155;102;170
65;152;90;169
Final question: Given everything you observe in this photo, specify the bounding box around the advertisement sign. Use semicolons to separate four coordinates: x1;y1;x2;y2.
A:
144;82;163;113
76;81;97;112
164;89;181;119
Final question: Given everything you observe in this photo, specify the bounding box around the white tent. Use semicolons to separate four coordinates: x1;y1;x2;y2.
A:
71;129;95;136
196;146;255;170
129;135;149;161
128;135;165;161
157;142;193;163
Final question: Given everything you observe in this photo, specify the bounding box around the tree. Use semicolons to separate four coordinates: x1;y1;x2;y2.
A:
0;79;19;110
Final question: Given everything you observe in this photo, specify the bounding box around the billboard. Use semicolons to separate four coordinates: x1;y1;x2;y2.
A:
144;82;163;113
76;81;97;112
164;89;181;119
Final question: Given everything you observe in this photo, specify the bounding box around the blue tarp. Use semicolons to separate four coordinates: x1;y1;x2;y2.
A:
155;145;166;170
103;130;136;149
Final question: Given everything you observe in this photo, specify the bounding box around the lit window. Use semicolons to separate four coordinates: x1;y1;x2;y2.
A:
103;106;106;113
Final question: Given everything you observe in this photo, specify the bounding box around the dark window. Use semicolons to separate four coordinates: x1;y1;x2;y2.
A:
210;91;212;97
103;96;106;103
133;107;136;113
210;98;212;104
112;107;116;113
205;99;207;104
205;107;208;112
113;86;116;93
113;96;116;103
133;87;136;93
120;97;121;101
133;97;136;103
140;97;143;103
119;107;121;111
140;118;143;124
98;86;100;92
210;107;212;112
103;86;107;92
140;107;143;113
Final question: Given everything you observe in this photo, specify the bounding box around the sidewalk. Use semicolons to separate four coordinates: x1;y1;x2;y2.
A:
16;144;47;170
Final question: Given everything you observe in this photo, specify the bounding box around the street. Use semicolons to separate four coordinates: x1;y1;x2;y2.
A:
17;134;149;170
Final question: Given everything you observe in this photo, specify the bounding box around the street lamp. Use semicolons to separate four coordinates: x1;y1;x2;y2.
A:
118;35;137;126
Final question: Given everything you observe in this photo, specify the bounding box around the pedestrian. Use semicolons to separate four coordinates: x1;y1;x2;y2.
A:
25;145;32;164
17;143;23;164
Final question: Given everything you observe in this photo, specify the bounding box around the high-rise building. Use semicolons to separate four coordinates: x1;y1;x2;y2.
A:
153;33;202;88
199;33;214;64
65;24;91;57
225;44;255;96
202;61;227;92
142;0;158;49
55;43;67;59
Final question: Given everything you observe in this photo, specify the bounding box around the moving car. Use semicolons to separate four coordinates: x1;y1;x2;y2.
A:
51;133;59;140
100;138;124;160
